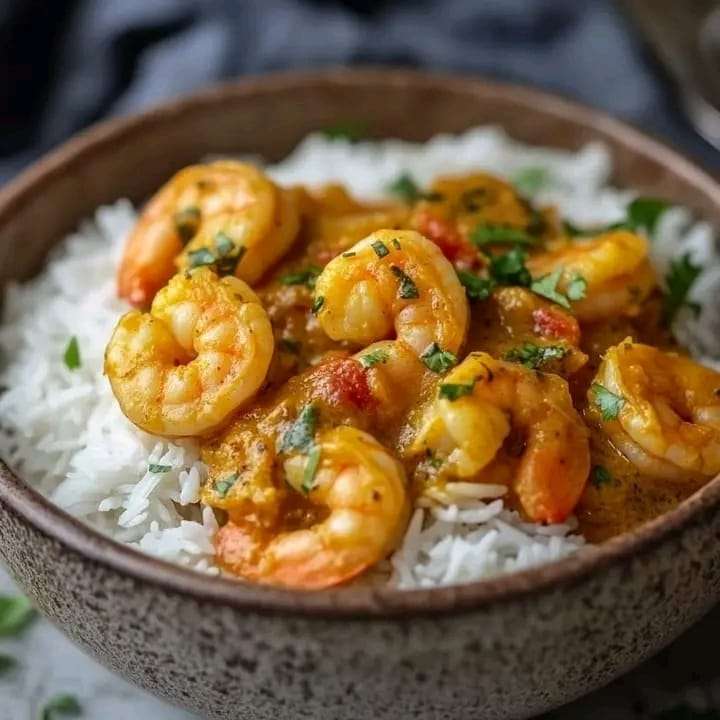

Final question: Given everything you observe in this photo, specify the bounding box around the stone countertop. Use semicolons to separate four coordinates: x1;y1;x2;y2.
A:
0;565;715;720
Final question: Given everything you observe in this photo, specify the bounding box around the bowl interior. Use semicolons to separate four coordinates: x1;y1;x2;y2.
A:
2;68;720;615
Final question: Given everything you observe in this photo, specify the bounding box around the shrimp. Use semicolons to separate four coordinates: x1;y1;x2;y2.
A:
409;352;590;523
118;161;300;307
214;426;410;589
105;268;274;437
313;229;468;356
587;339;720;480
526;230;656;322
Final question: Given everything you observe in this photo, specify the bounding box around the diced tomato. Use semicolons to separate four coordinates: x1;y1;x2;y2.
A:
415;211;478;268
532;307;581;345
316;358;375;411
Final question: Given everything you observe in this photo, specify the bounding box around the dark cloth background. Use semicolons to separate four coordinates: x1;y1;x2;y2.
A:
1;0;720;184
2;2;720;718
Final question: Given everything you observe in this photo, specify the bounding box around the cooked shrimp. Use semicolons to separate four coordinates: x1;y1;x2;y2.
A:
587;339;720;480
215;426;410;589
409;352;590;523
527;230;656;322
313;229;468;355
118;161;300;306
105;268;273;437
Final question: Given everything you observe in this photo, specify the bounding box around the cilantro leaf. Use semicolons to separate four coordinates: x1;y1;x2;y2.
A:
311;296;325;314
279;265;322;288
530;268;570;309
438;381;476;401
457;270;495;301
488;248;532;287
590;465;613;488
386;173;442;204
0;595;35;637
566;274;587;301
321;121;368;142
148;464;171;474
390;266;419;299
504;343;567;370
591;383;626;421
301;445;322;494
420;343;457;374
512;167;549;196
63;337;81;371
279;405;318;453
187;247;216;268
627;197;669;234
359;349;389;368
40;694;82;720
214;473;239;498
371;240;390;258
663;253;702;325
470;224;535;247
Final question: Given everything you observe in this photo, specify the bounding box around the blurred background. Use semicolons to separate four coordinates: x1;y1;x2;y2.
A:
2;0;720;185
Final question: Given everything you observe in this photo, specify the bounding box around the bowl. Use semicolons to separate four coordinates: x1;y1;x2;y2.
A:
1;68;720;720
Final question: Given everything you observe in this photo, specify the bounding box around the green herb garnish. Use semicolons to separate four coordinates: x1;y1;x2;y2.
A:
40;693;82;720
627;197;669;234
438;381;476;401
471;224;535;248
386;173;441;204
425;449;444;470
187;247;216;269
280;265;322;288
457;271;495;301
591;383;626;421
0;596;34;637
321;121;368;142
566;273;588;301
280;404;318;453
311;296;325;314
359;349;389;368
390;266;419;299
214;473;238;498
420;343;457;374
392;238;402;250
279;338;301;354
342;251;356;258
63;337;81;371
301;445;322;494
213;231;235;258
512;167;548;196
174;206;201;244
590;465;613;488
148;464;171;474
663;253;702;325
530;268;571;309
371;240;390;258
488;247;532;287
504;343;567;370
0;654;15;675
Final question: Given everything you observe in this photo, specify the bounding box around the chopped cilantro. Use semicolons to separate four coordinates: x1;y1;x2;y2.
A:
301;445;322;494
504;343;567;369
279;337;301;354
187;247;216;269
470;224;535;247
40;693;82;720
321;121;368;142
342;251;356;258
63;337;81;371
359;349;389;368
390;266;419;299
590;465;613;488
591;383;626;421
174;206;201;244
457;271;495;301
148;464;171;474
420;343;457;373
0;654;15;675
214;231;235;258
0;596;35;637
186;234;244;275
371;240;390;258
425;449;444;469
530;268;571;309
489;248;532;287
279;265;322;288
311;296;325;314
663;253;702;325
214;473;239;498
386;173;441;204
566;273;588;301
438;381;475;401
512;167;549;196
392;238;402;250
279;404;318;453
627;197;669;234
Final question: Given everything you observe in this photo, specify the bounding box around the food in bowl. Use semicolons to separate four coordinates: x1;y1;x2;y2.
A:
2;127;719;590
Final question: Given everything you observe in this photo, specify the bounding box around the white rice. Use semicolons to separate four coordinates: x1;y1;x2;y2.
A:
1;126;717;587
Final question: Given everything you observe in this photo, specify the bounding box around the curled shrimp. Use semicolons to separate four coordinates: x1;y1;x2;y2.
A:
215;426;410;589
588;339;720;480
118;161;300;306
105;268;273;437
313;229;468;355
409;352;590;523
526;230;656;322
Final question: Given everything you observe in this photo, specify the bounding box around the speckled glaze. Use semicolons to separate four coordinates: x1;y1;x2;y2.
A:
2;70;720;720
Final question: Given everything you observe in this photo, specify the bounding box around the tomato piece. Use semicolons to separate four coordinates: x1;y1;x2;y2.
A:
315;358;375;411
532;307;581;345
415;211;478;268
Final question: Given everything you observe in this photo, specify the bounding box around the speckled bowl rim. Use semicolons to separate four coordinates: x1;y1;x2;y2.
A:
2;68;720;619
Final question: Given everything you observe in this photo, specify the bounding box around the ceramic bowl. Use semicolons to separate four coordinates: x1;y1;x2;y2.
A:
1;69;720;720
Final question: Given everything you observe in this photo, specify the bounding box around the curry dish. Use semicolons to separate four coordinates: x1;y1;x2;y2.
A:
104;160;720;589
